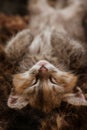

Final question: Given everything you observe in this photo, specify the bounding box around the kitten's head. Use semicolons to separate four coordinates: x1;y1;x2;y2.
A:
7;60;87;112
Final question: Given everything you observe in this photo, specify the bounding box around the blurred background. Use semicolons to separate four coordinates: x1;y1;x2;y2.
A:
0;0;87;46
0;0;29;46
0;0;57;46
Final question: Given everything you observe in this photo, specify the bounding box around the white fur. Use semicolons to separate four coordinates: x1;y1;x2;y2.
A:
29;28;52;54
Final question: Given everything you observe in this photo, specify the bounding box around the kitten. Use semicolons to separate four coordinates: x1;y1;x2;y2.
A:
7;0;87;110
1;0;87;130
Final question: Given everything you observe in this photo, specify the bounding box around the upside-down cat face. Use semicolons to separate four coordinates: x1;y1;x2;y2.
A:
7;60;87;112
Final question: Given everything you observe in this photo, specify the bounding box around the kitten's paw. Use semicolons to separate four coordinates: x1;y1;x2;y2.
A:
5;29;33;60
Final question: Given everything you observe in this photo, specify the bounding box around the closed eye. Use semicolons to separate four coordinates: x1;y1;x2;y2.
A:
31;77;38;86
49;76;57;84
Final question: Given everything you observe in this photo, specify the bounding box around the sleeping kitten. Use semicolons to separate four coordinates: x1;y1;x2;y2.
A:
7;0;87;111
1;0;87;130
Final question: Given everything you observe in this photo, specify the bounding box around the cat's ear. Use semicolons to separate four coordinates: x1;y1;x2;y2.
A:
7;88;28;109
7;72;30;109
63;87;87;106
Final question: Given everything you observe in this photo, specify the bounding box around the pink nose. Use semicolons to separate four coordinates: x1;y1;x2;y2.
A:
39;66;48;72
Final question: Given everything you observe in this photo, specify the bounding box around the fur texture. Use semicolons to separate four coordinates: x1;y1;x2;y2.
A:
0;0;87;130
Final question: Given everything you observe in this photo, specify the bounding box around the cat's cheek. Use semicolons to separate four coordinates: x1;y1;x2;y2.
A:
54;85;65;93
61;75;78;92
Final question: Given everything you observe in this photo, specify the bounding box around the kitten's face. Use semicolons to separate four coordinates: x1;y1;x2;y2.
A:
8;60;78;112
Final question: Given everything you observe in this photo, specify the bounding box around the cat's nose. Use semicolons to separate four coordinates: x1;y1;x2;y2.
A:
35;60;56;73
39;66;48;73
37;60;49;73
